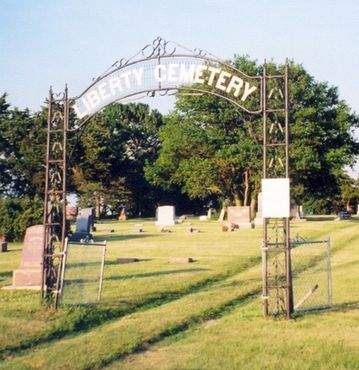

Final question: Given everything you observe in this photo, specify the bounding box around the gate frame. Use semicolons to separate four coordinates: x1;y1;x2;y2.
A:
42;37;293;317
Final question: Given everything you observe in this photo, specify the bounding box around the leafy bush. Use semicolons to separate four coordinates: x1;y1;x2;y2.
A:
0;196;43;241
303;198;335;215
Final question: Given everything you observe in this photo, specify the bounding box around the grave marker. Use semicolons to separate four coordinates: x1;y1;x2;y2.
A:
227;206;252;228
155;206;175;227
71;207;94;242
12;225;44;288
0;235;7;253
254;192;263;226
118;208;127;221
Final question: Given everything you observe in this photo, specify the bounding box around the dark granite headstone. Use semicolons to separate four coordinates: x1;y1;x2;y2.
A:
12;225;44;288
0;235;7;252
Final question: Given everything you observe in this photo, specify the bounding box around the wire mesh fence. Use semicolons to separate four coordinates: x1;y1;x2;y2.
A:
60;241;106;306
291;237;332;312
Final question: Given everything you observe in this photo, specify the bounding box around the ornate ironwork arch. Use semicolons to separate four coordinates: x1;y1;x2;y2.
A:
42;37;293;319
70;37;262;127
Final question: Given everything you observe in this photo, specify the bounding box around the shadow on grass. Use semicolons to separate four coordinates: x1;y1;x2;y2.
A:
97;289;261;369
330;300;359;312
105;268;210;281
334;259;359;270
0;271;12;279
101;233;162;242
294;300;359;318
64;258;153;270
0;271;12;284
106;258;152;265
62;269;209;286
0;258;260;359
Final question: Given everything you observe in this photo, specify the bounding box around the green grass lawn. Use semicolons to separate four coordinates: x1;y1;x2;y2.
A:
0;218;358;369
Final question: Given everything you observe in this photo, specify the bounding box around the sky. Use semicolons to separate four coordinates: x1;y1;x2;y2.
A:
0;0;358;175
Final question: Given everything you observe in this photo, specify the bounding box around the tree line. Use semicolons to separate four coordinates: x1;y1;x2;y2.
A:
0;56;358;240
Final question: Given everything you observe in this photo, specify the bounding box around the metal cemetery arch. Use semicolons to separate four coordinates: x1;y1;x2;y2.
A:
42;37;293;317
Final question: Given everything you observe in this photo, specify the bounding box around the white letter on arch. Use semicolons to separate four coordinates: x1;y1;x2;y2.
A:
154;65;167;82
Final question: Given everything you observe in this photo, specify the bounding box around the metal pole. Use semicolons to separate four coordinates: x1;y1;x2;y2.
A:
326;237;333;307
262;60;269;317
41;87;53;300
98;242;107;301
284;60;293;318
54;86;69;309
58;237;69;304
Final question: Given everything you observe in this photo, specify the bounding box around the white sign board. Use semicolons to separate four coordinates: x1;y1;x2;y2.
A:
262;178;290;218
155;206;175;227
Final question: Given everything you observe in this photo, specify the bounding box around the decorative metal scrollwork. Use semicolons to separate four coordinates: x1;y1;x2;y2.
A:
141;36;177;58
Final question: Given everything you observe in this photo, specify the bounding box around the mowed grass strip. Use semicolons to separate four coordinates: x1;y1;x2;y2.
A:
0;220;346;357
0;222;353;367
115;221;359;370
0;219;264;355
0;274;261;369
4;221;353;368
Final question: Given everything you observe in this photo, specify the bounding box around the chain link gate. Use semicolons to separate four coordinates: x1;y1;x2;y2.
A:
292;237;332;312
60;241;107;305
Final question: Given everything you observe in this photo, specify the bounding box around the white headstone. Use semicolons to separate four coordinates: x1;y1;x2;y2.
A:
290;204;299;218
254;192;263;226
262;178;290;218
156;206;175;227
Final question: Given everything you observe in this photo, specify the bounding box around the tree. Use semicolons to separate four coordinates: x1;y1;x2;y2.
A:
72;102;164;217
0;94;46;197
146;56;359;213
339;175;359;213
0;196;43;241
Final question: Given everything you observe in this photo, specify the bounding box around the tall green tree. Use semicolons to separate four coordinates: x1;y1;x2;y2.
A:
73;102;164;216
146;57;359;213
0;94;46;197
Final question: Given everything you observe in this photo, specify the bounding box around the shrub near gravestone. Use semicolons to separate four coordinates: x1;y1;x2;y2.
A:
0;197;43;241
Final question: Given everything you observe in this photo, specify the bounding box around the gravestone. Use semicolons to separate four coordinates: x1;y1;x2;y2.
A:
117;257;139;264
71;207;94;241
254;193;263;226
0;235;8;252
169;257;194;264
299;205;305;218
133;224;144;233
66;206;78;221
12;225;44;288
178;215;187;223
290;204;306;221
118;208;127;221
155;206;175;227
218;208;226;222
227;206;252;228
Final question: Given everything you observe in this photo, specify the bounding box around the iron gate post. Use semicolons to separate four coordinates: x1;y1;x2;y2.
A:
262;59;293;318
42;86;68;308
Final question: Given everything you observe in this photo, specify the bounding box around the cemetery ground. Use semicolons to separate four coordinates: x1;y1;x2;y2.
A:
0;218;358;369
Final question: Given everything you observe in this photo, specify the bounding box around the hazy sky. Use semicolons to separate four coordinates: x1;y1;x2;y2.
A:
0;0;358;174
